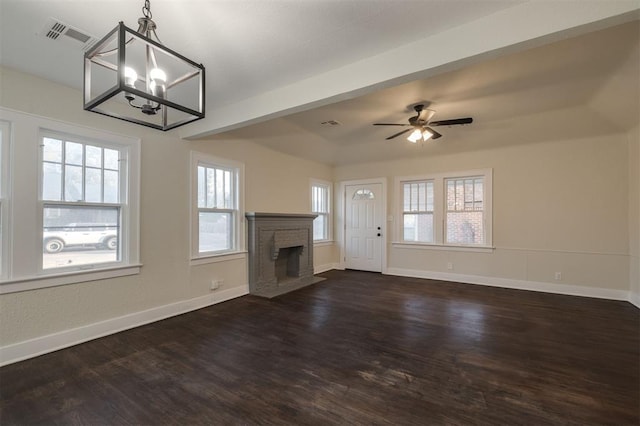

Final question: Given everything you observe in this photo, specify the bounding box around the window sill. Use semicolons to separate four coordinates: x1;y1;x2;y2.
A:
0;264;143;295
190;251;247;266
313;240;335;247
392;242;495;253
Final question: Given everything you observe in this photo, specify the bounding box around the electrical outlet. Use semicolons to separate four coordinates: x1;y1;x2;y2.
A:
447;262;453;270
210;280;223;290
554;272;562;281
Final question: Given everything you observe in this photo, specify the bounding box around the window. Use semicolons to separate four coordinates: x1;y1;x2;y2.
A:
0;107;140;294
402;180;434;243
446;177;484;245
353;189;374;200
397;169;492;248
311;180;331;242
191;152;244;258
41;134;123;270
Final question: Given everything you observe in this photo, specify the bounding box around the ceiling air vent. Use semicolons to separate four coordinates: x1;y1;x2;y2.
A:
39;18;97;51
321;120;341;126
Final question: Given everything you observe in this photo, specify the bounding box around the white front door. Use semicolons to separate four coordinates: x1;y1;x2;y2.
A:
345;183;383;272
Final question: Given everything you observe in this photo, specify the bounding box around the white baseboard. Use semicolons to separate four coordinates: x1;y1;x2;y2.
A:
0;285;249;367
315;263;340;274
385;268;629;301
629;292;640;309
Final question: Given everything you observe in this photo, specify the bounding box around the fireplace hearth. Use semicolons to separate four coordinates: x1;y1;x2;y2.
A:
246;212;324;298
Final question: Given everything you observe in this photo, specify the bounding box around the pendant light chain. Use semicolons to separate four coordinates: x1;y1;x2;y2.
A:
142;0;152;19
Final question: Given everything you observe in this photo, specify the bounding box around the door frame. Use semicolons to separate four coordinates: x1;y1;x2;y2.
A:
337;177;387;273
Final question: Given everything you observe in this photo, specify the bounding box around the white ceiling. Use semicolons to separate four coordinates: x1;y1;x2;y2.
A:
0;0;520;108
212;20;640;165
1;1;639;165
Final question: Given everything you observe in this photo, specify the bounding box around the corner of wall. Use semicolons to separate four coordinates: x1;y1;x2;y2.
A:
628;125;640;307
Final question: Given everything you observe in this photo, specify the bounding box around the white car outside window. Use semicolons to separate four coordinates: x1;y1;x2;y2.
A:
43;223;118;253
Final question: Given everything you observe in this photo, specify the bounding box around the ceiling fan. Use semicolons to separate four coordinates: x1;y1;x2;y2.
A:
374;104;473;143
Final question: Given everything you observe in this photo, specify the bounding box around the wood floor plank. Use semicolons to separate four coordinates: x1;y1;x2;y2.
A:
1;270;638;425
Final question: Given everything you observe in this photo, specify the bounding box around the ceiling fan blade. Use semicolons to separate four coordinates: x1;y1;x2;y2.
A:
429;117;473;126
374;123;410;126
426;127;442;140
386;128;412;140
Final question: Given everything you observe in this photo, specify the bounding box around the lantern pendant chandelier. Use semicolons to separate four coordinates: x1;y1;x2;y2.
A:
84;0;205;131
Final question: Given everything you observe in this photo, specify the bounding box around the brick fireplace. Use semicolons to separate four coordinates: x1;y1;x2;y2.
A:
246;212;324;298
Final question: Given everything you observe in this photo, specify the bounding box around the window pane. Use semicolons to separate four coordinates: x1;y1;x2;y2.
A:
65;141;83;166
206;168;216;208
474;179;483;210
455;180;464;210
464;179;474;203
403;181;432;213
224;170;232;208
43;205;120;269
104;170;118;203
199;211;231;252
43;138;62;163
353;189;374;200
312;185;329;214
410;184;418;211
197;166;205;208
418;183;426;211
314;214;326;240
104;149;119;170
64;165;83;201
42;162;62;201
216;168;224;208
85;145;102;168
447;180;455;210
403;213;433;243
403;184;410;211
85;168;102;202
446;211;484;245
312;186;317;212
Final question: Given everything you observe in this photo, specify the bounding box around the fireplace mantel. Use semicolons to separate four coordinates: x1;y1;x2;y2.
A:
245;212;323;298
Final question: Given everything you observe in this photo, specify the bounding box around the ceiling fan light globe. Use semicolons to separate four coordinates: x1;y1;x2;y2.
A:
422;129;434;141
407;129;422;143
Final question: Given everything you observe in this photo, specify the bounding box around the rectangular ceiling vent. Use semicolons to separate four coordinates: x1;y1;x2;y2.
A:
321;120;341;126
39;18;97;51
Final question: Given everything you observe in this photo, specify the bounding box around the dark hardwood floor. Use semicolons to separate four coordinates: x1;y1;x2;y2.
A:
1;270;638;425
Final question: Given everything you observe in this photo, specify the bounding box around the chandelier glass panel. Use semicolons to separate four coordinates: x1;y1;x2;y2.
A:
84;1;205;131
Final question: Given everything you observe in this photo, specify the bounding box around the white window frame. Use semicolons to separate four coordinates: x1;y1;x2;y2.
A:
0;107;141;295
394;169;493;251
311;179;332;243
401;179;435;243
0;120;11;280
190;151;245;262
37;130;131;274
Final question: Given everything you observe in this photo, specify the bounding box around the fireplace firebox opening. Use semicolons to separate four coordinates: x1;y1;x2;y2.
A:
275;246;302;284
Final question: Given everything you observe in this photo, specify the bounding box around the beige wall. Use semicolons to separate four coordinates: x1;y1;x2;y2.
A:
0;67;337;347
629;125;640;306
1;62;636;358
335;132;631;294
